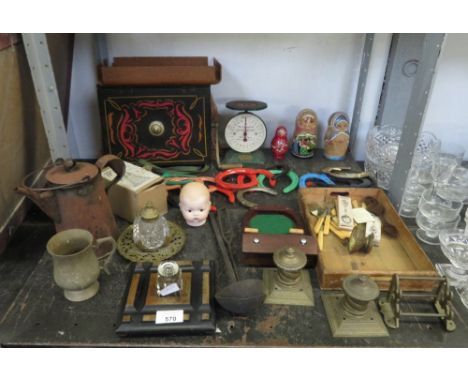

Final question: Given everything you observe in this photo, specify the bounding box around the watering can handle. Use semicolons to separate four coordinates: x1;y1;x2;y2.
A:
95;155;125;192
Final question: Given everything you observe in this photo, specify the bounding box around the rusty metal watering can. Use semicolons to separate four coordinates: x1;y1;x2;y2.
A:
16;155;125;243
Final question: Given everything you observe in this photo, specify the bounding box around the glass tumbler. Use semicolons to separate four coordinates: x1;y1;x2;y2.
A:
418;189;462;222
416;189;462;245
432;142;465;186
436;166;468;202
365;124;402;190
416;211;460;245
399;132;440;217
439;229;468;309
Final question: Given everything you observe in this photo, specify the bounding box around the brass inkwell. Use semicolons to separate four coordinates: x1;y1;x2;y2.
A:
322;274;388;337
263;246;314;306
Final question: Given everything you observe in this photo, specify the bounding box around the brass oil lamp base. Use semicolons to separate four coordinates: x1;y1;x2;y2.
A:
263;247;314;306
322;274;388;338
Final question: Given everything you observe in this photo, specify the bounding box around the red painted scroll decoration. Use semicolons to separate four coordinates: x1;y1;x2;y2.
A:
109;99;194;160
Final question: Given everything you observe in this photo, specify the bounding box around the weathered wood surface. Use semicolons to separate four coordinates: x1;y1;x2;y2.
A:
1;151;468;347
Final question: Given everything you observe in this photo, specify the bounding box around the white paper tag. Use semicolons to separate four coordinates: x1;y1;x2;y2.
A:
366;215;381;246
159;283;180;297
337;195;354;230
155;310;184;325
353;208;376;224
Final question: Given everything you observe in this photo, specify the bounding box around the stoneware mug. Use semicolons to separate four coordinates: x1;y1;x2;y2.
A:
46;228;116;302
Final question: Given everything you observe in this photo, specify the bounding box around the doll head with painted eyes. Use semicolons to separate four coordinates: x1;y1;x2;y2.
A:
179;182;211;227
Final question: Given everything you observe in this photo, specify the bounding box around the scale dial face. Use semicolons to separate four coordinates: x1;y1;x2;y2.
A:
224;112;267;153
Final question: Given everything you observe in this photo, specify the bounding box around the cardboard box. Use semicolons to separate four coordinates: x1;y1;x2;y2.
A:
102;161;167;222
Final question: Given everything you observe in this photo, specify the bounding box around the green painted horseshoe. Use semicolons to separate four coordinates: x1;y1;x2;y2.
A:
257;169;299;194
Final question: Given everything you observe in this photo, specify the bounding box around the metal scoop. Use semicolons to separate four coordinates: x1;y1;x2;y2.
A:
209;213;265;315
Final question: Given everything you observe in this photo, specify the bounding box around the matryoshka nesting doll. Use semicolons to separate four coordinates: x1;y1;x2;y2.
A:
324;112;350;160
271;126;289;160
291;109;318;158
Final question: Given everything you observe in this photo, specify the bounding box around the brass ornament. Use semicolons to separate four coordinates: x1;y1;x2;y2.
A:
117;222;186;263
347;223;374;253
322;274;388;337
378;274;456;332
140;202;160;221
148;121;165;136
263;247;314;306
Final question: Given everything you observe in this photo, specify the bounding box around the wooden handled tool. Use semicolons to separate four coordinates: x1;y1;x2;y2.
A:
318;228;324;251
324;214;331;235
314;212;326;234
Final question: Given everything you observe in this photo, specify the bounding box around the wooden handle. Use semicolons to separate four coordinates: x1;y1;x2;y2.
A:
330;225;352;240
314;214;325;234
330;222;352;238
289;228;305;235
324;215;331;235
318;229;324;251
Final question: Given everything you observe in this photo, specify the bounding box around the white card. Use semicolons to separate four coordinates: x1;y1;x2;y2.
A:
366;215;382;246
352;208;376;224
159;283;180;297
155;310;184;325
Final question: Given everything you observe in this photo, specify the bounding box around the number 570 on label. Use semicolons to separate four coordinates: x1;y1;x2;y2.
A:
155;310;184;324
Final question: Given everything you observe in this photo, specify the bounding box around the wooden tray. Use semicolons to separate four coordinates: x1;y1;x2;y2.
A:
98;56;222;86
298;188;437;291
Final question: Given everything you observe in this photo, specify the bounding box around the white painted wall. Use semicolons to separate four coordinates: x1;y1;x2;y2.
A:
68;33;392;160
68;33;468;162
422;34;468;159
106;33;366;144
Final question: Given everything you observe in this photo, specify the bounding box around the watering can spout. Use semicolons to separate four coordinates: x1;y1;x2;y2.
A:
15;155;124;240
15;185;61;223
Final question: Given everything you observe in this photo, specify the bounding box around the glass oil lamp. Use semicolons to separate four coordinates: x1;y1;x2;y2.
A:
133;202;170;251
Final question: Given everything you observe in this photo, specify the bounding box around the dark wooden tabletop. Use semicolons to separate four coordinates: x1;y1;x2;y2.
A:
1;150;467;347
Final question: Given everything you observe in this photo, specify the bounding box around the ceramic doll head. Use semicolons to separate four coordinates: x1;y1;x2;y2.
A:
179;182;211;227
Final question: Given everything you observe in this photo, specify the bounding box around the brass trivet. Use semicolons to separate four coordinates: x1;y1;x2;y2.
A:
117;222;186;263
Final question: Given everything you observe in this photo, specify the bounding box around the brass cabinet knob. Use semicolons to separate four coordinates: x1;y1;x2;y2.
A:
149;121;165;136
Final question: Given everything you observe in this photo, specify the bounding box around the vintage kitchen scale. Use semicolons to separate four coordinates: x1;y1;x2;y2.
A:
116;260;216;335
222;100;268;166
240;206;318;267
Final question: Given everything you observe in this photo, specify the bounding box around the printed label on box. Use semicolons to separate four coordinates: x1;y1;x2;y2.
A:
102;161;162;192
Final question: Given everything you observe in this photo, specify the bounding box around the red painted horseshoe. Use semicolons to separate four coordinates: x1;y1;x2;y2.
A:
215;168;276;191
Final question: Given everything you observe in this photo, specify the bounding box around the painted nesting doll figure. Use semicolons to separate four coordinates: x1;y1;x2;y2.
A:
291;109;318;158
324;112;350;160
271;126;289;160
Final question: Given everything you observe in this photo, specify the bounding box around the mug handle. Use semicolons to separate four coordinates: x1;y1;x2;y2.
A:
94;236;117;261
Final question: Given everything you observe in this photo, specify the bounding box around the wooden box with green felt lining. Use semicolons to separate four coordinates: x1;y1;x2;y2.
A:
240;205;318;267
